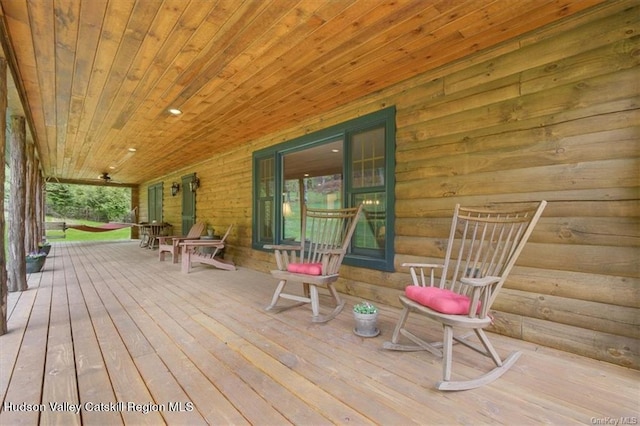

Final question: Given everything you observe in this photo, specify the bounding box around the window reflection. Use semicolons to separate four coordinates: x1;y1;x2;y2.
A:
352;127;385;188
282;140;343;242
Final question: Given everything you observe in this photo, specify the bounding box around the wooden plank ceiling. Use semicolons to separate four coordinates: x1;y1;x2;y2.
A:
0;0;604;185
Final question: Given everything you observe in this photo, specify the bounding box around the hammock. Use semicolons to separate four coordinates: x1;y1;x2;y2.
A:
66;223;135;233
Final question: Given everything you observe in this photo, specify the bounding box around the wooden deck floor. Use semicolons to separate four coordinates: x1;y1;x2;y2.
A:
1;241;638;425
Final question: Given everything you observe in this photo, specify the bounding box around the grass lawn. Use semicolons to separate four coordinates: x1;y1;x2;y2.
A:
45;218;132;242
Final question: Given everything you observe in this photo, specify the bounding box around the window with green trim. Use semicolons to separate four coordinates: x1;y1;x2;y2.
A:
253;107;395;271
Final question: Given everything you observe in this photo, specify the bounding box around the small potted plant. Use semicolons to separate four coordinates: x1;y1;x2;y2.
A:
26;251;47;273
353;301;380;337
38;241;52;255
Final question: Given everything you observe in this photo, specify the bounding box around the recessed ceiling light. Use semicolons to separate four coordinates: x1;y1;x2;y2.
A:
109;166;115;169
128;148;137;152
168;108;182;115
331;149;339;153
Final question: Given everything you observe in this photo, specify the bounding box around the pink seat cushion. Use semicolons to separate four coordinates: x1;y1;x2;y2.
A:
405;285;479;315
287;262;323;276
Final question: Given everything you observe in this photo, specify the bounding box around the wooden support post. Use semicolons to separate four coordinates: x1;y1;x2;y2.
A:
131;186;140;239
25;140;37;253
8;115;28;292
35;166;44;243
0;57;7;334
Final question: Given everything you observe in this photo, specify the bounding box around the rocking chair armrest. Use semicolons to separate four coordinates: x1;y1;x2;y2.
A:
460;276;500;287
401;263;444;269
263;244;301;251
158;235;196;244
179;239;224;247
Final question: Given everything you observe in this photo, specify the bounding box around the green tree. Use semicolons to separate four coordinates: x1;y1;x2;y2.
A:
46;183;130;221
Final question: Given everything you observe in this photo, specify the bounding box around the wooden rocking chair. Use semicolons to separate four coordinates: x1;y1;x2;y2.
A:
383;201;546;391
265;204;363;323
157;222;205;263
180;224;235;273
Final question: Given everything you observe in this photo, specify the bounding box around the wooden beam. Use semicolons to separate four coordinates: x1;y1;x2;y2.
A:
49;177;137;188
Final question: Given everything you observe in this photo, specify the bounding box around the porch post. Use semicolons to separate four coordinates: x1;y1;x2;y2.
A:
0;57;7;333
36;164;44;244
131;186;140;239
7;114;27;292
24;140;37;253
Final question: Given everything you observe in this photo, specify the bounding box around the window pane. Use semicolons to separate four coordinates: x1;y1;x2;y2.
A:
283;140;343;241
259;199;273;240
282;178;300;241
351;127;385;188
353;192;386;255
257;157;274;242
259;157;274;197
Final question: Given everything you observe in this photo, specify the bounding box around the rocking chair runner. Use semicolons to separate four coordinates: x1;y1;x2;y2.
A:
383;201;547;391
265;204;363;323
157;222;205;263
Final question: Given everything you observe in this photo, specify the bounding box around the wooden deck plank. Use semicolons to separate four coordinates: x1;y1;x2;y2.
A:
65;244;164;425
40;252;81;426
101;274;249;425
139;271;331;425
113;247;298;424
1;273;52;425
60;244;123;425
151;267;433;424
0;287;38;405
1;240;638;425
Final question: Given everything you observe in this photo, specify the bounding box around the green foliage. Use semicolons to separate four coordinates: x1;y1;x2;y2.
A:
353;301;378;314
46;183;130;222
26;251;47;259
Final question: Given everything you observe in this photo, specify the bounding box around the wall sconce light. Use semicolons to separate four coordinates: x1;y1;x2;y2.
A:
171;182;180;196
189;175;200;192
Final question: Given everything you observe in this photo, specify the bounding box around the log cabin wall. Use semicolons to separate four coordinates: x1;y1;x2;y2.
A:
141;1;639;369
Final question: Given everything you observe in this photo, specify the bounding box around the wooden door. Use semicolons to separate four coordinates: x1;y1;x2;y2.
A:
181;174;196;233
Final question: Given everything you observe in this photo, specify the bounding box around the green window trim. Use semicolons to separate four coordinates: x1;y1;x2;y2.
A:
252;107;395;272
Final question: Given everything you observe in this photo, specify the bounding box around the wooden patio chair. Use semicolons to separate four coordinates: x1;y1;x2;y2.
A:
383;201;547;391
157;222;205;263
264;204;363;323
180;224;235;273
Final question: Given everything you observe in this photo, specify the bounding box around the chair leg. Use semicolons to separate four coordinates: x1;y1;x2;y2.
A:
181;247;192;273
475;329;503;366
442;325;454;382
391;306;410;344
309;283;345;323
309;284;320;318
327;283;343;307
172;242;180;264
266;280;287;311
383;306;428;351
